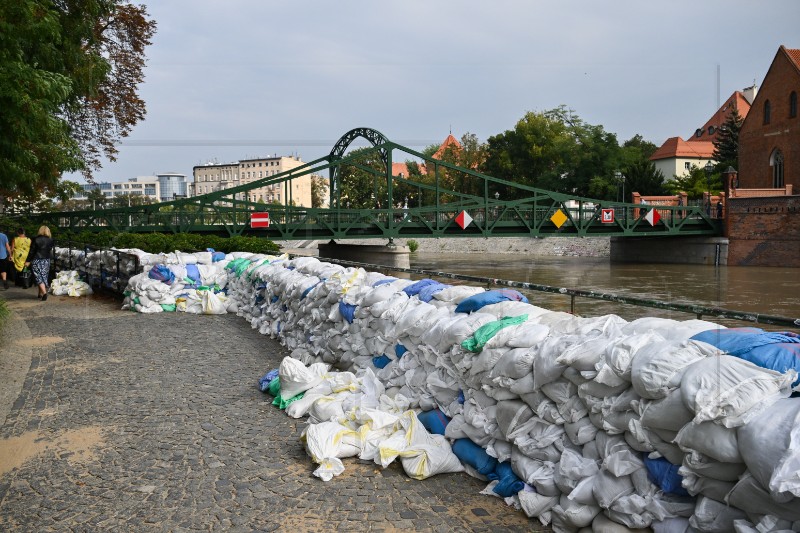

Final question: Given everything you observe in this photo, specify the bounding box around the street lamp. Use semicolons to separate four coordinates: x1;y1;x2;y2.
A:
494;191;499;201
704;161;714;214
614;171;625;202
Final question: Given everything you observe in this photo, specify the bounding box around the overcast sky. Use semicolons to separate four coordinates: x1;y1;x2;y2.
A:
78;0;800;183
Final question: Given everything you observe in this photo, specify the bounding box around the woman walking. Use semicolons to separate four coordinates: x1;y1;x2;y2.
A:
10;227;31;281
25;226;54;300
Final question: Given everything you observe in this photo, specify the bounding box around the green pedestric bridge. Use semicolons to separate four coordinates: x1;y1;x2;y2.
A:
30;127;722;241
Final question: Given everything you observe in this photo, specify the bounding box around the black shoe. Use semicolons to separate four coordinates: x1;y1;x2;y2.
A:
3;281;7;289
41;294;47;301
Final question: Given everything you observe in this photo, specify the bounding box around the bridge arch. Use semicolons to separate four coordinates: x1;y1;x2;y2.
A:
329;127;391;209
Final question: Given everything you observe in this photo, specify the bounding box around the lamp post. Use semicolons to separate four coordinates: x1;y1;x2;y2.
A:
494;191;499;201
614;171;625;202
704;161;714;215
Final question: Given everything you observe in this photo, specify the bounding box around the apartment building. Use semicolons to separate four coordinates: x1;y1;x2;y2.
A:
193;155;314;207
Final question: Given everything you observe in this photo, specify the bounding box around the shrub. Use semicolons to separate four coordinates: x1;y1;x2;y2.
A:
407;239;419;253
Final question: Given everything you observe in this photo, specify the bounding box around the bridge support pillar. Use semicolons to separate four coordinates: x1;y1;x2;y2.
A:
318;242;410;269
610;236;728;266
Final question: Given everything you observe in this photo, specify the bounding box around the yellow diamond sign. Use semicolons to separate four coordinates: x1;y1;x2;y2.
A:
550;209;568;228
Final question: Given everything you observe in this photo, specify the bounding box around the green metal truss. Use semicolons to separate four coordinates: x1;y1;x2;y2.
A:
24;127;722;240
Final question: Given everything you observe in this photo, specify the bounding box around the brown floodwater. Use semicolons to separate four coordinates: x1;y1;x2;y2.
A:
409;253;800;331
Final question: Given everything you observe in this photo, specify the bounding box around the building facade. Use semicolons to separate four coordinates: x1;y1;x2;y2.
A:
193;155;314;207
738;45;800;191
650;89;754;180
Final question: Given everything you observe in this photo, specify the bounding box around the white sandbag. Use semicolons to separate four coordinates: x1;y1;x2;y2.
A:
592;513;652;533
631;339;715;399
518;488;559;520
651;517;691;533
303;421;361;481
432;285;485;303
489;347;536;380
678;469;735;501
557;335;619;372
495;400;534;439
551;495;601;530
201;290;227;314
682;452;747;482
673;421;741;463
737;397;800;501
689;495;749;533
278;357;329;401
680;356;795;428
640;389;695;433
725;474;800;522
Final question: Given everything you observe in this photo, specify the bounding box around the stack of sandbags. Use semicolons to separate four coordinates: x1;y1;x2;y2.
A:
114;250;800;531
50;270;92;297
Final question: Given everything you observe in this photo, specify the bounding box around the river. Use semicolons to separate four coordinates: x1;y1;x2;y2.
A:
408;253;800;331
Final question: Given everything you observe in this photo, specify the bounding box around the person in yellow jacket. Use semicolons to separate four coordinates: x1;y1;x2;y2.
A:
10;227;31;275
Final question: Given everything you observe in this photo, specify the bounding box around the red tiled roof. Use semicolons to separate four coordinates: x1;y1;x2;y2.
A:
687;91;751;143
432;134;462;160
783;47;800;72
650;137;715;161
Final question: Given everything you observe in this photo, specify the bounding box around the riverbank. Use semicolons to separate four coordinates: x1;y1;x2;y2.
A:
283;236;611;257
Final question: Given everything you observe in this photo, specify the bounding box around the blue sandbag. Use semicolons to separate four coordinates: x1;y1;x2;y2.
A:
417;282;450;303
739;342;800;386
212;251;226;262
417;409;450;435
148;264;175;285
690;327;773;355
455;289;529;314
644;455;689;497
339;301;357;323
451;438;498;476
403;279;440;297
372;355;391;369
185;264;201;284
395;344;408;358
258;369;279;392
488;462;524;497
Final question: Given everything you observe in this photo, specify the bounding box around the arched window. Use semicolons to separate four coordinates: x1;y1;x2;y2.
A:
764;100;771;124
770;149;784;188
790;91;798;118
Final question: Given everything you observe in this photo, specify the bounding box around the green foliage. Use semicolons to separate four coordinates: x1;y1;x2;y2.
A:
0;1;156;198
664;165;722;200
406;239;419;253
481;106;623;198
56;230;280;255
622;160;668;199
712;108;742;173
337;147;387;209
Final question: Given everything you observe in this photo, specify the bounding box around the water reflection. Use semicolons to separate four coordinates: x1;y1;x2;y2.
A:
410;253;800;331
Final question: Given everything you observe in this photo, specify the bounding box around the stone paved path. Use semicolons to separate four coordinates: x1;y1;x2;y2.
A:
0;286;545;532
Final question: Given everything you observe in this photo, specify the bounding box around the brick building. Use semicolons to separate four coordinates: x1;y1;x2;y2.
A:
738;45;800;190
727;45;800;267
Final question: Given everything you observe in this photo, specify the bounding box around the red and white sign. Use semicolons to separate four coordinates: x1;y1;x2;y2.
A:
601;208;615;223
644;208;661;226
250;212;270;228
454;210;473;229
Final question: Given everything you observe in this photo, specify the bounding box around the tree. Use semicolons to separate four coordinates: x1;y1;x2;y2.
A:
623;160;668;198
664;164;722;200
0;0;156;199
336;147;387;209
310;175;329;208
712;108;743;173
480;107;622;198
86;187;107;209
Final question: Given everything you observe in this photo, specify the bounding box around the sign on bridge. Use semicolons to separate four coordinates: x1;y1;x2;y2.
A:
251;212;270;228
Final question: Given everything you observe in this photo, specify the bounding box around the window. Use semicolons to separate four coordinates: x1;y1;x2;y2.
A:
685;162;691;171
695;129;703;138
771;149;784;188
764;100;771;124
708;126;715;135
791;91;798;118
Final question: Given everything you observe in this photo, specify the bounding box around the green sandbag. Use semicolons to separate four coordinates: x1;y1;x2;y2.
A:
267;376;281;396
272;391;304;410
461;314;529;353
160;303;176;312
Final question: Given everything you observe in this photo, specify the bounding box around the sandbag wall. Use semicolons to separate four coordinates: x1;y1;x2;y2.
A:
115;250;800;532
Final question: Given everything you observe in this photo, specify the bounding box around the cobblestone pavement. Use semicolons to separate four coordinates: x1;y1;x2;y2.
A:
0;287;546;532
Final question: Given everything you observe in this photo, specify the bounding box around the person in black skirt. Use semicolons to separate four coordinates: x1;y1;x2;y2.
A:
25;225;55;301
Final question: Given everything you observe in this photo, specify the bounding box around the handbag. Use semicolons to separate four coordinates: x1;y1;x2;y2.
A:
16;267;34;289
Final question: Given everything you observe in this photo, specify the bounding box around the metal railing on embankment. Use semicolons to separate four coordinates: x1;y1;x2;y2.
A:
310;256;800;331
54;241;140;294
